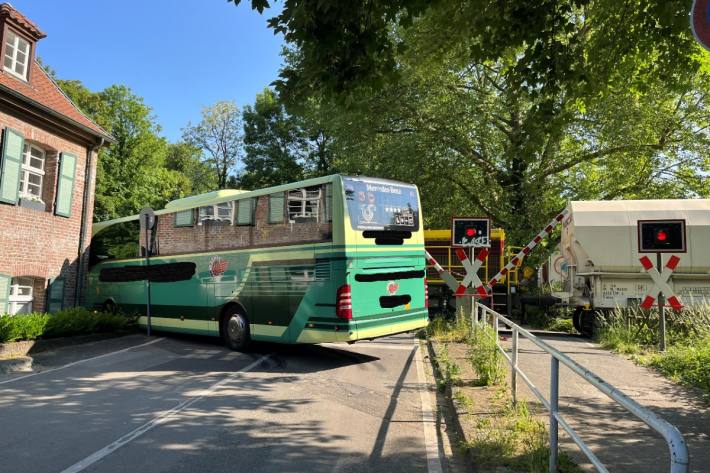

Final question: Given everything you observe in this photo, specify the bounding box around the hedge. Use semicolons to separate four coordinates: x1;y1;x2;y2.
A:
0;308;135;343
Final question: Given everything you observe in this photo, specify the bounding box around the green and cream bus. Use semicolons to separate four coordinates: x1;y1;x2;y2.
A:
87;175;429;350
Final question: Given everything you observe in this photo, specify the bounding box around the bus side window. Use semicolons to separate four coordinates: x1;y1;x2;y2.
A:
288;187;321;223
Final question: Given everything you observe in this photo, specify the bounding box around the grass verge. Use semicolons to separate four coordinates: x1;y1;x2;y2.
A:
427;315;580;472
597;305;710;401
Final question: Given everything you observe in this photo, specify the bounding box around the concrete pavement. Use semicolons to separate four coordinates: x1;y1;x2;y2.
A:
0;333;449;473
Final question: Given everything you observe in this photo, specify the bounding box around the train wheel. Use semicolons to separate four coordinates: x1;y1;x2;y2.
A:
573;307;583;333
576;309;595;338
222;306;251;351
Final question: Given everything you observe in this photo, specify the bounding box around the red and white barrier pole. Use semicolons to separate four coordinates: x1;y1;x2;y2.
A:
486;208;570;290
425;250;460;292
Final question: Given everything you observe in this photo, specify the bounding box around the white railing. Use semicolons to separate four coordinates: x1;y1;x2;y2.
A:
471;301;689;473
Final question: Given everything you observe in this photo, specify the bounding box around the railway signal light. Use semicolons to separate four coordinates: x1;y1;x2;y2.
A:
638;220;686;253
452;217;491;247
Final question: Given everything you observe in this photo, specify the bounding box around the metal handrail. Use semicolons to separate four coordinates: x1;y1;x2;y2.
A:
471;302;689;473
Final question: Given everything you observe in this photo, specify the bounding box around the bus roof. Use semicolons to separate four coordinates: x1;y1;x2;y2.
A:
92;174;344;236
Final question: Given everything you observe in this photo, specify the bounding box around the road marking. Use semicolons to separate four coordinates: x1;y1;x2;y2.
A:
59;353;272;473
0;338;164;386
414;343;444;473
321;342;416;351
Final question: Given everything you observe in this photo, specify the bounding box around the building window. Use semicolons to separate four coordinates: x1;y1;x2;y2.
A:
288;188;321;222
8;277;33;315
20;143;45;199
3;30;30;80
198;201;233;224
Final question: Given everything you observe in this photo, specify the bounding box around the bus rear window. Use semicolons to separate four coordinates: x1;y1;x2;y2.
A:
343;177;420;231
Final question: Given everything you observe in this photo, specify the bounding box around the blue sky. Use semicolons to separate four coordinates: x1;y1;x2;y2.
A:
12;0;284;141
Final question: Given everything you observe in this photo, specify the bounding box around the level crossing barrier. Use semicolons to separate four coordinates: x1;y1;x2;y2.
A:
470;302;689;473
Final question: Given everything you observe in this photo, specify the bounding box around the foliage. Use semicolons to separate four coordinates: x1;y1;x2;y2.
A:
165;142;219;194
645;336;710;401
182;101;243;189
57;81;193;222
598;305;710;400
467;323;505;386
434;343;462;392
0;313;49;342
0;308;134;343
234;0;710;244
241;88;336;189
460;393;580;472
424;312;471;343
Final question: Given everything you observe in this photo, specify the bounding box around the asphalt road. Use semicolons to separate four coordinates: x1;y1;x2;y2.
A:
0;333;446;473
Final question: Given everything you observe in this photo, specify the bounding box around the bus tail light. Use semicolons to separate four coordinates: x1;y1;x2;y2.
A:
336;284;352;320
424;278;429;308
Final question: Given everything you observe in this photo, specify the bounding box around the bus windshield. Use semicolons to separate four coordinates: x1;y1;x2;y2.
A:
343;177;420;231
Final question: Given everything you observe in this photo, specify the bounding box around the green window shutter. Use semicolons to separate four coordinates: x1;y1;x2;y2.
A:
268;193;284;223
55;152;77;217
236;198;255;225
0;128;24;205
46;277;65;313
0;274;10;315
174;209;194;227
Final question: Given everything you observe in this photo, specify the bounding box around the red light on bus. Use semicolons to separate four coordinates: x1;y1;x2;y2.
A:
656;230;667;242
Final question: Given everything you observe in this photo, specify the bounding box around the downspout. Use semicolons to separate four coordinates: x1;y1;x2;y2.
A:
74;138;104;306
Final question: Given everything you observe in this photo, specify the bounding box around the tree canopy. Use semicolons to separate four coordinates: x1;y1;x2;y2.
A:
233;0;710;242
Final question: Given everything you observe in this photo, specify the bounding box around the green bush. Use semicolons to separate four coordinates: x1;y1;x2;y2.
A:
0;313;49;342
0;308;134;343
645;336;710;400
468;324;505;386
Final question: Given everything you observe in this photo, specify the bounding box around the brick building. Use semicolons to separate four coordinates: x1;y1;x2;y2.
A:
0;4;113;315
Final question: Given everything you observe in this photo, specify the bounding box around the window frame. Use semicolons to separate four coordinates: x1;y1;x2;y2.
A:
19;142;45;200
235;198;256;226
174;208;195;227
268;193;285;224
287;187;322;222
3;29;31;81
198;201;234;225
8;277;33;315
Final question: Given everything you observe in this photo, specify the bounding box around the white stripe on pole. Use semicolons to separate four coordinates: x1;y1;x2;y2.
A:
485;208;570;290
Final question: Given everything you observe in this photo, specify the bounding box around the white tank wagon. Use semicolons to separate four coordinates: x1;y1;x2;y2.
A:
558;199;710;335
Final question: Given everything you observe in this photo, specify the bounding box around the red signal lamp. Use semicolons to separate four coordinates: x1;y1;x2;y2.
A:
466;228;476;237
656;230;667;242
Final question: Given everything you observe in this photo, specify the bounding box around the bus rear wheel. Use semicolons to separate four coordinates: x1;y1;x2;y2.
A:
221;306;251;351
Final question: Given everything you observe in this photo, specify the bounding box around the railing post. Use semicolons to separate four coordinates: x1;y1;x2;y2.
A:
512;329;519;405
549;357;559;473
471;297;478;335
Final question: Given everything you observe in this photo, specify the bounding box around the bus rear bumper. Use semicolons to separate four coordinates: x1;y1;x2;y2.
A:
296;309;429;344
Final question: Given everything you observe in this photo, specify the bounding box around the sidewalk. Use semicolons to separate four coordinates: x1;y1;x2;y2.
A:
501;335;709;473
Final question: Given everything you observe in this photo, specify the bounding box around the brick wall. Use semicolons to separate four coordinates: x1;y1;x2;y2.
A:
153;195;332;256
0;110;96;313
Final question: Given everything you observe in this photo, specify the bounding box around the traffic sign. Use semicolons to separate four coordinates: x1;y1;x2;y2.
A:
638;219;686;253
639;255;683;311
453;248;489;297
691;0;710;52
452;217;490;248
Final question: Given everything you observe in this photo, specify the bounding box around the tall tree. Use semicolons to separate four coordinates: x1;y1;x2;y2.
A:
182;101;242;188
240;88;335;189
57;81;192;221
234;0;710;242
165;142;219;194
